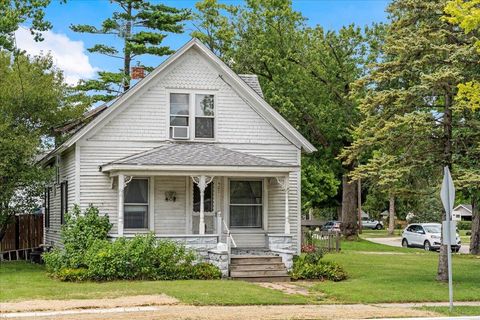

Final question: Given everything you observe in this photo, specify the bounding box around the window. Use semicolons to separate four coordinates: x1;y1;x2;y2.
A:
124;178;149;229
229;180;263;228
44;187;51;228
195;94;214;138
170;93;189;138
193;183;213;212
60;181;68;224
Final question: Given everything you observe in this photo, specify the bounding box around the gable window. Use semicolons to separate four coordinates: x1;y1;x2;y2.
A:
170;93;190;139
169;92;215;140
44;187;51;228
229;180;263;228
124;178;149;229
60;181;68;224
195;94;214;139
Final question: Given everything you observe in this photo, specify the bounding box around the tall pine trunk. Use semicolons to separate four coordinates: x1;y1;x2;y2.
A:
123;3;132;92
388;194;395;236
470;194;480;255
341;174;358;239
437;92;453;282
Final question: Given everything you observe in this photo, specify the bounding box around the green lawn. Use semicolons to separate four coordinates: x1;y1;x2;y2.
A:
311;239;480;303
418;306;480;316
0;262;311;305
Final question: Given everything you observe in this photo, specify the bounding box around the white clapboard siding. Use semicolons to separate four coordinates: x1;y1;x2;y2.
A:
154;176;187;234
45;147;75;245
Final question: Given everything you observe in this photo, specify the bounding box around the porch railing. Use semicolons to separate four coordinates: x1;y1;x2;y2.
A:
216;211;236;263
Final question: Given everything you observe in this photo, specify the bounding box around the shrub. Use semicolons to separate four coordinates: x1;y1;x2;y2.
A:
457;221;472;230
290;253;347;281
191;262;222;280
43;206;221;281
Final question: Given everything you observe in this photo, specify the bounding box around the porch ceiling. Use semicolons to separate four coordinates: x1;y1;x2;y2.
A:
100;143;298;175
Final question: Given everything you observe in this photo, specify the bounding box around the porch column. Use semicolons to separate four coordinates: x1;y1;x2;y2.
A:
191;175;214;235
118;174;124;236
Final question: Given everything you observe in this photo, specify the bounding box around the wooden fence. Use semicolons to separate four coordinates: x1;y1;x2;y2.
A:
0;214;43;252
302;230;341;253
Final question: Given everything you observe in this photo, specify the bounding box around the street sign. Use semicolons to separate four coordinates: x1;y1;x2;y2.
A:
440;166;455;311
440;167;455;219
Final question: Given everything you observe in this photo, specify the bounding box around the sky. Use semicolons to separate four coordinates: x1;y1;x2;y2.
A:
15;0;390;85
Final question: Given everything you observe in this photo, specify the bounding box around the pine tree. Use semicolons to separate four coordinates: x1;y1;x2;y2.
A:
71;0;190;103
343;0;480;280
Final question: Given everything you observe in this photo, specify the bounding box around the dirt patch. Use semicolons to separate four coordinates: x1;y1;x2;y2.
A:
0;295;179;313
18;304;440;320
255;282;312;296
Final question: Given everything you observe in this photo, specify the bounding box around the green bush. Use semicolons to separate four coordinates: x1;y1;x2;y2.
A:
43;205;221;281
290;253;347;281
457;221;472;230
191;262;223;280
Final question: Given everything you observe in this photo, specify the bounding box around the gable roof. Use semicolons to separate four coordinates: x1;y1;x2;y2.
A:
453;204;473;213
41;38;316;164
100;143;296;172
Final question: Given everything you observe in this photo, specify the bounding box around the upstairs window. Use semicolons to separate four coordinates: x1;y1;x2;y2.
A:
170;93;190;139
169;92;215;140
195;94;214;139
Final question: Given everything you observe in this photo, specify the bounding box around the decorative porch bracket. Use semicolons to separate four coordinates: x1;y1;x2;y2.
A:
191;175;214;235
275;176;290;234
117;174;133;236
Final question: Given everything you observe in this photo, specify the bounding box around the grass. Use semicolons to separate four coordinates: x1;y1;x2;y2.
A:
310;239;480;303
0;262;311;305
418;306;480;316
359;229;402;238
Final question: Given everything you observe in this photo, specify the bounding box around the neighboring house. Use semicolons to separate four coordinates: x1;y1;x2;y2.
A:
452;204;473;221
40;39;316;277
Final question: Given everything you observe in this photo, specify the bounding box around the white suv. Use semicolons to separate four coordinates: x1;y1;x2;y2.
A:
402;223;461;252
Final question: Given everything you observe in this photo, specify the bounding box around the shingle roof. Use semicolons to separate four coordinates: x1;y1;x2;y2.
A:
103;143;294;168
239;74;264;97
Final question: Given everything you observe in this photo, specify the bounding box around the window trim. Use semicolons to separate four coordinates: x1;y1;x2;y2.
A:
167;89;217;141
44;187;51;228
124;177;150;231
228;179;265;229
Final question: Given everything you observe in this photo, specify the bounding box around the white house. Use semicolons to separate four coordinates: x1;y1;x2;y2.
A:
452;204;473;221
40;39;316;279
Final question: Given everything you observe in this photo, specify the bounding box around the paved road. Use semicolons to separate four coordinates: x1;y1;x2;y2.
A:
365;237;470;254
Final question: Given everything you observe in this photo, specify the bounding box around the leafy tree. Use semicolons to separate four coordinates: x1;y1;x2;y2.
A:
0;0;52;51
342;0;480;280
0;52;87;242
192;0;383;238
444;0;480;112
71;0;190;103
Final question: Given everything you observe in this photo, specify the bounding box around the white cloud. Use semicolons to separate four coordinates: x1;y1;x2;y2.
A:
15;27;98;85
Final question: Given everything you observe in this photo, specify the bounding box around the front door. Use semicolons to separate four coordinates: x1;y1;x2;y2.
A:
191;181;215;234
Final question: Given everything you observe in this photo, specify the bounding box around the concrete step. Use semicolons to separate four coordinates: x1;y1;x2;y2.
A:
230;255;283;265
232;275;291;282
229;263;286;271
230;269;289;278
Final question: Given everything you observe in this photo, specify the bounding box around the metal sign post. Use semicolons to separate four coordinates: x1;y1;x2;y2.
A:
440;166;455;311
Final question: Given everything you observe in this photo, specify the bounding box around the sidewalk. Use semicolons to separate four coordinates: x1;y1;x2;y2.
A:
2;299;480;320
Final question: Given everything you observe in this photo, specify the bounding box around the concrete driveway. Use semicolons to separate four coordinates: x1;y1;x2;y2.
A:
365;237;470;254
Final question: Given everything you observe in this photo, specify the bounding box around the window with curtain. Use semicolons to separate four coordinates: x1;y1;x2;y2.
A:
195;94;214;138
229;180;263;228
124;178;149;229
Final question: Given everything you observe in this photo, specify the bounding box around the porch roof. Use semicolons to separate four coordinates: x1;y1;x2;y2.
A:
100;143;298;174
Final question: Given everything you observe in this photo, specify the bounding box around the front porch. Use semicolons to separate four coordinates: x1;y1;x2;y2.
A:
99;143;299;277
